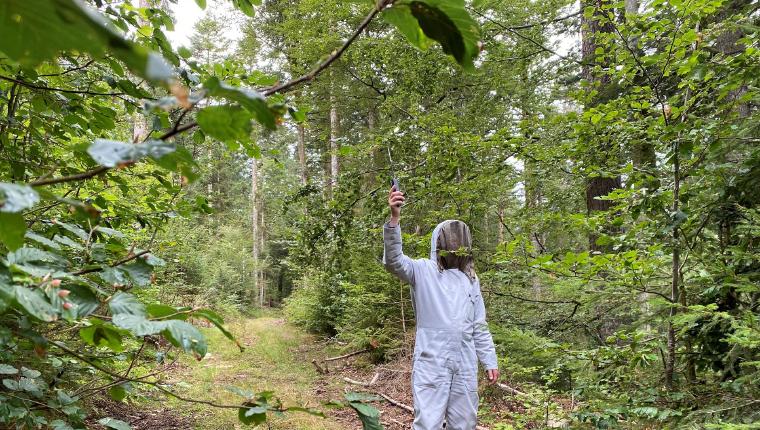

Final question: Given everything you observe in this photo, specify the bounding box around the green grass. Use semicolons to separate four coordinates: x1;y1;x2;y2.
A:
157;312;346;430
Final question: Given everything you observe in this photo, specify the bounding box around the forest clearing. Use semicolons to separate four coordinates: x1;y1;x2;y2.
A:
1;0;759;429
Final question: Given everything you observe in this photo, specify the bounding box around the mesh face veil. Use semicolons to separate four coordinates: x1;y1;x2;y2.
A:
431;220;476;281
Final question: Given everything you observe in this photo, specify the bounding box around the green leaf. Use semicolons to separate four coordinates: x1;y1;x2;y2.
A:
348;402;383;430
195;0;207;9
93;226;126;239
0;0;173;84
0;183;40;213
25;231;61;250
231;0;256;17
120;259;153;287
225;385;255;399
79;319;125;352
98;417;132;430
0;212;26;251
146;303;185;319
7;246;66;266
0;364;18;375
196;106;253;143
13;286;57;322
177;46;192;59
383;5;430;50
193;309;242;351
384;0;480;70
238;406;267;425
112;314;163;336
108;383;128;402
161;320;207;358
109;292;146;316
64;284;100;318
87;139;177;168
152;144;199;182
204;77;275;130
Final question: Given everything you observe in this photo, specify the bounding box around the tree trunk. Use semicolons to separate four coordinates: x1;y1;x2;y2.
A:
297;123;308;186
582;0;621;253
251;159;259;306
328;77;340;196
259;190;266;308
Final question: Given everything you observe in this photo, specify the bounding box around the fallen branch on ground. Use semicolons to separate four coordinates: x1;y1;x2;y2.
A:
311;359;328;374
325;348;370;362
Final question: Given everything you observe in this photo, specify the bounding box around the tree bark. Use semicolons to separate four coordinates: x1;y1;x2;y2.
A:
582;0;621;253
297;123;308;186
328;78;340;196
251;159;260;306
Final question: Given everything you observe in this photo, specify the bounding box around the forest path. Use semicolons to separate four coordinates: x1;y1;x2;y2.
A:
162;314;349;430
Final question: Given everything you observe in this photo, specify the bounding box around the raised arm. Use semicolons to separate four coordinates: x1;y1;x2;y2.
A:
382;186;416;284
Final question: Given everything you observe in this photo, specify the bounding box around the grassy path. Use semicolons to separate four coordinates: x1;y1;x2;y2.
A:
163;314;347;430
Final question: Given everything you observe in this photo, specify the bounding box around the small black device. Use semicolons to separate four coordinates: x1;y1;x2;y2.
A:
390;178;401;207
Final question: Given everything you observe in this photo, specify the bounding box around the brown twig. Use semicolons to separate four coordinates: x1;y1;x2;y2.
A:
71;249;150;276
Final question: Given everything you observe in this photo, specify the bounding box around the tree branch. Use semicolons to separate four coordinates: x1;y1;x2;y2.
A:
0;75;127;97
261;0;396;96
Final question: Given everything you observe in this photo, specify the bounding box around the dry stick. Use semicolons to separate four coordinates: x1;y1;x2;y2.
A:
325;348;370;362
311;359;328;374
378;393;413;414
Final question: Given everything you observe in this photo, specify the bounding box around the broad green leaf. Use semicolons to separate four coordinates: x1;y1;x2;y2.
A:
146;303;185;319
79;319;125;352
64;284;100;318
0;364;18;375
87;139;177;168
238;406;267;425
93;227;126;239
98;417;132;430
161;320;207;358
112;314;165;336
204;77;275;130
0;0;173;83
348;401;383;430
231;0;256;17
383;6;430;50
0;183;40;213
25;231;61;250
109;292;146;316
384;0;480;70
225;385;255;399
13;286;57;322
195;0;207;9
0;212;26;251
120;259;153;287
196;106;253;143
7;247;65;265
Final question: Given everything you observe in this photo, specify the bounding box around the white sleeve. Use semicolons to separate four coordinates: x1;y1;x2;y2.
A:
473;279;498;369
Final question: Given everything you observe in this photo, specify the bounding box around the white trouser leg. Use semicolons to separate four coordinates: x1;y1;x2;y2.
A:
445;369;478;430
412;359;451;430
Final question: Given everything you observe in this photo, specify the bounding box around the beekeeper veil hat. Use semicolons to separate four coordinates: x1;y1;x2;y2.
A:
430;220;476;281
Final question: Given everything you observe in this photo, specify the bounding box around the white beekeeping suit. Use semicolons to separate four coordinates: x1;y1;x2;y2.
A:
383;219;498;430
